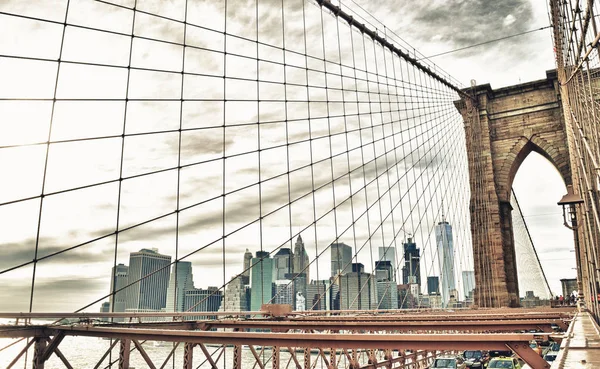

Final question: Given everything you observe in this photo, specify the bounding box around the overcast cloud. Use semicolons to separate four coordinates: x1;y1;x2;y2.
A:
0;0;571;312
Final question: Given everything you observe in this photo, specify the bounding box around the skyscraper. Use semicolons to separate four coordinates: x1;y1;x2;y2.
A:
273;280;294;305
401;238;420;287
109;263;129;315
273;248;293;280
125;248;172;311
222;275;250;312
184;287;222;319
376;280;398;310
427;276;440;295
243;249;253;278
165;261;195;312
306;279;338;310
375;260;398;309
375;260;394;282
436;216;456;308
250;251;274;311
378;246;396;281
331;242;352;278
292;235;310;281
462;270;475;300
339;263;377;310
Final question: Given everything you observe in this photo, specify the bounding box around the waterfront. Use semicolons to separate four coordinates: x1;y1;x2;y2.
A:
0;333;372;369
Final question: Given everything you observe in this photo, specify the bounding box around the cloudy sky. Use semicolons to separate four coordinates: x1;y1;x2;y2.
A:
346;0;575;294
0;0;573;313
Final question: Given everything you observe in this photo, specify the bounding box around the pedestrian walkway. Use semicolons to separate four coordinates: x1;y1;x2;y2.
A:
554;311;600;368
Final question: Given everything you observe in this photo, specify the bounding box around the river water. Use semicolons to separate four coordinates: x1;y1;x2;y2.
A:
0;335;363;369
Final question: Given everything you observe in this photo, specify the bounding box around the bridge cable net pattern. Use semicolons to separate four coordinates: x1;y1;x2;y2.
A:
551;0;600;314
0;0;473;348
510;190;553;300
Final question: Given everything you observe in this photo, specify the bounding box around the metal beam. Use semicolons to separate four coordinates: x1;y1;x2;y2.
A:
6;338;36;369
183;343;194;369
159;342;180;369
0;326;50;339
202;319;562;332
53;347;74;369
505;341;550;369
132;340;157;369
199;343;218;369
33;338;47;369
93;338;119;369
0;307;574;321
40;332;65;362
119;339;130;369
233;344;243;369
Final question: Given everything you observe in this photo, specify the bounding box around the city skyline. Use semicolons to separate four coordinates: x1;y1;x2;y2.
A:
0;0;572;313
104;215;504;316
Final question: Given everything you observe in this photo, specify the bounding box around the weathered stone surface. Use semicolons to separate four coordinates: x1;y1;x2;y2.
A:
455;70;571;308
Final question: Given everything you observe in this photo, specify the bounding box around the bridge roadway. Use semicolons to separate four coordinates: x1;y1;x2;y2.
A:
0;307;578;369
553;311;600;368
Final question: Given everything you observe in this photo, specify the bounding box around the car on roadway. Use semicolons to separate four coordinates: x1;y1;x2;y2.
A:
429;356;466;369
487;357;522;369
528;341;543;356
462;350;488;368
543;350;559;363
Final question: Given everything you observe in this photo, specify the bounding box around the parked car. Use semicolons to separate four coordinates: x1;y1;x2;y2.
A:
487;357;522;369
462;350;488;368
429;356;466;369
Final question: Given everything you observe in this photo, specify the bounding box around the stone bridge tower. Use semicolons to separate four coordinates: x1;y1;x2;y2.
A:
455;70;571;307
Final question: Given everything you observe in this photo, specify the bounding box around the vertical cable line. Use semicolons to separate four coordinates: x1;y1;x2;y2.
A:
29;0;71;313
369;34;392;308
223;0;230;324
372;31;400;308
255;0;264;317
173;0;189;315
105;2;137;366
347;28;374;310
387;44;408;288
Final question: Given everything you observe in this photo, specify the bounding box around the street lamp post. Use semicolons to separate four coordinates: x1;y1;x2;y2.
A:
558;185;585;310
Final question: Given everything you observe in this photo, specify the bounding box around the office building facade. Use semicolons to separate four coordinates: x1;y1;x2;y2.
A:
250;251;274;311
436;218;456;308
109;263;129;314
293;235;310;281
402;238;421;286
378;246;396;281
331;242;353;278
273;248;293;280
125;248;171;311
165;261;195;312
427;276;440;295
462;270;475;300
339;263;377;310
222;275;250;312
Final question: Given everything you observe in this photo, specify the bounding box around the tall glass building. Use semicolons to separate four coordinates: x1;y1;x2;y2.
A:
330;242;352;278
273;248;293;280
378;246;396;281
402;238;420;287
250;251;274;311
109;263;129;315
462;270;475;300
435;217;456;307
339;263;377;310
165;261;195;312
125;248;172;311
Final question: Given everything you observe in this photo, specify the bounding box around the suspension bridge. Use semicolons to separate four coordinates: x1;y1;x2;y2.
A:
1;0;600;368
